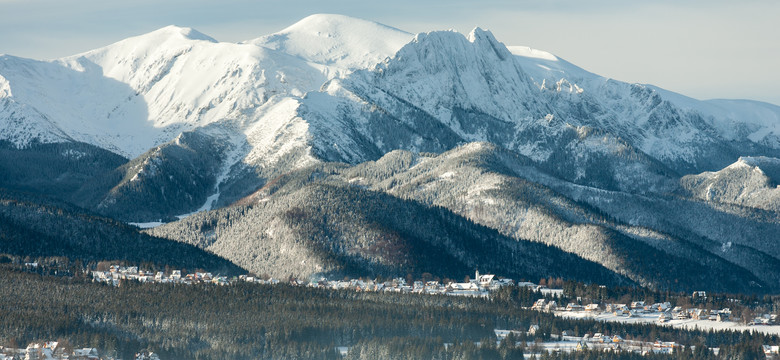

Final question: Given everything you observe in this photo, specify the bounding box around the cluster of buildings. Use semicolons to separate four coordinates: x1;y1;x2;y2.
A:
93;267;517;298
764;345;780;359
531;299;559;312
600;301;734;323
751;314;780;326
495;326;682;355
498;325;780;358
305;270;514;297
0;342;160;360
570;332;681;355
532;298;738;324
313;270;514;297
1;342;100;360
91;265;230;286
532;292;780;333
574;337;682;355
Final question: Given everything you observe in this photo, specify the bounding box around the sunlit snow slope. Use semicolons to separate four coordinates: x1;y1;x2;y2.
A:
0;15;412;160
1;13;778;216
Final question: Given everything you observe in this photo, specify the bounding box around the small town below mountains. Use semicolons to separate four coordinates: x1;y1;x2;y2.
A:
88;265;780;329
8;261;780;360
90;266;780;343
90;266;519;298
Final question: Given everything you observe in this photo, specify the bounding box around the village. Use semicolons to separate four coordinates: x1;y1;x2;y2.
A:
90;265;780;332
8;331;779;360
494;325;683;355
13;265;780;360
529;296;780;332
57;266;780;359
90;267;518;297
0;341;159;360
492;325;780;359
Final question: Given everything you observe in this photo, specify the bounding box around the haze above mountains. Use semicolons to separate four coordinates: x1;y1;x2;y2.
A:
1;14;778;293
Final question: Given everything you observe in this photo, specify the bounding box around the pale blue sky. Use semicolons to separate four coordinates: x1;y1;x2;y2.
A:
1;0;778;105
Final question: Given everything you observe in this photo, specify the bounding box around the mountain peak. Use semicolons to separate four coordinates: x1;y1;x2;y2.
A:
281;14;406;34
144;25;217;43
466;27;492;42
467;27;511;60
735;156;780;181
248;14;413;70
71;24;218;63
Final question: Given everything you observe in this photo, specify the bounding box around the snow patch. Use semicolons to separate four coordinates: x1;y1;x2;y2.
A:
60;149;86;160
506;46;558;61
128;221;165;229
439;171;456;179
467;174;502;196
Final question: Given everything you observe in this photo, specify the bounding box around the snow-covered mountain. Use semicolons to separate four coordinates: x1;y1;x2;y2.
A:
2;14;778;173
0;14;415;216
2;14;779;292
308;27;780;176
0;16;406;159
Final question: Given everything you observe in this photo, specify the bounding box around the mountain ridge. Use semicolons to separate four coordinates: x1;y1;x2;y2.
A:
2;15;778;166
1;14;778;293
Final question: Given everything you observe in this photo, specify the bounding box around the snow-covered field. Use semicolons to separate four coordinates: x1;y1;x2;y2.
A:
555;310;780;335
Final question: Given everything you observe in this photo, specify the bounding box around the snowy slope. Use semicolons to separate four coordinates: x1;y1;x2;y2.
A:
0;15;415;219
2;15;778;167
297;28;706;191
1;14;779;217
702;99;780;145
247;14;413;72
320;29;780;173
508;45;780;150
506;45;780;169
0;26;324;158
0;64;71;146
682;156;780;212
650;86;780;147
0;15;412;160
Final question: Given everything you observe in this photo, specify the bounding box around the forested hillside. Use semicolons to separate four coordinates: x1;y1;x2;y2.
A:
151;178;627;285
0;189;244;274
344;144;780;293
0;140;126;200
151;144;777;293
